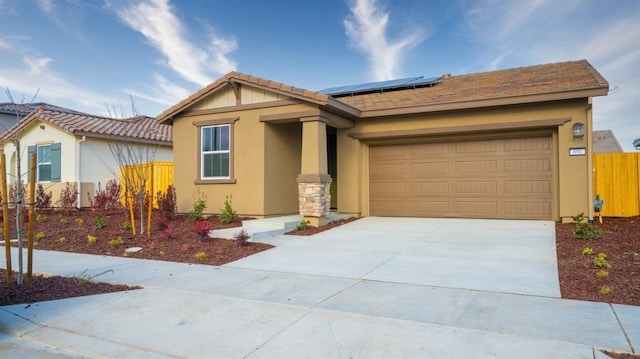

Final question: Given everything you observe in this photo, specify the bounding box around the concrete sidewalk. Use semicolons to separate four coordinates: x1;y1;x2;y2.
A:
1;217;638;358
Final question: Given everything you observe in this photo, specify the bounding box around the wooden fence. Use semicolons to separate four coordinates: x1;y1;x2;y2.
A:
120;161;174;208
593;153;640;217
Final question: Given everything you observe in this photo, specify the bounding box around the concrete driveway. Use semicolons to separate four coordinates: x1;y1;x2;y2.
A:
2;217;638;358
229;216;561;297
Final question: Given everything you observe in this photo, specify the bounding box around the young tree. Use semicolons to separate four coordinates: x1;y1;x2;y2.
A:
106;98;159;235
3;88;39;285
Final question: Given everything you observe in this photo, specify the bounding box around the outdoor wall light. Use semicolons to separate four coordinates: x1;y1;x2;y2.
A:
573;122;585;137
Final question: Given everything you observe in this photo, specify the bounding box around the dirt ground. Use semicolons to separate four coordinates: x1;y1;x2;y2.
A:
1;210;639;310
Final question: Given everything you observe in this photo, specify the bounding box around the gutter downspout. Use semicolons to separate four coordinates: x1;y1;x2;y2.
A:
587;99;594;221
76;136;86;210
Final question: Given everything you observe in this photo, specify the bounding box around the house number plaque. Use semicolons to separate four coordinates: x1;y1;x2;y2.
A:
569;147;586;156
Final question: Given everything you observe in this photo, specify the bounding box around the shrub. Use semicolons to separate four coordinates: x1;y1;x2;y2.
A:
194;252;208;261
194;220;212;239
108;236;125;247
593;253;612;268
219;195;237;224
161;224;175;239
93;216;107;230
89;180;122;212
8;182;27;205
75;218;84;225
599;286;613;295
596;270;609;279
35;184;53;209
296;220;311;231
87;234;97;244
122;221;132;230
581;247;593;256
157;185;177;220
572;212;602;241
233;228;250;247
188;191;207;222
58;237;66;243
36;231;45;239
60;218;68;225
56;182;78;213
36;214;47;222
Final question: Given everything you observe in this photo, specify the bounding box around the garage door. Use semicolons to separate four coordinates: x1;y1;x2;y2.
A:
369;136;553;219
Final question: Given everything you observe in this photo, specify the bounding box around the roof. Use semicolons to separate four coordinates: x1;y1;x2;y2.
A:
593;130;624;153
318;76;441;96
0;102;81;116
335;60;609;116
0;107;172;145
156;59;609;123
634;138;640;149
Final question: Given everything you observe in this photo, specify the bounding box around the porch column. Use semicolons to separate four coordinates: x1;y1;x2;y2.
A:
297;116;332;226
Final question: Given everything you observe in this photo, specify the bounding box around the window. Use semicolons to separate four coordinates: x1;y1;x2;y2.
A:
201;124;230;179
28;143;61;183
37;145;52;181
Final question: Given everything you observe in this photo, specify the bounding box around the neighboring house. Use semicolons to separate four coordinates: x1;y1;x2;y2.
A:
593;130;623;153
634;138;640;150
157;59;608;224
0;107;173;207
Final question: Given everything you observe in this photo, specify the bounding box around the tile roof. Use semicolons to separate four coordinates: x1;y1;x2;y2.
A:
333;60;609;114
593;130;624;153
0;107;172;145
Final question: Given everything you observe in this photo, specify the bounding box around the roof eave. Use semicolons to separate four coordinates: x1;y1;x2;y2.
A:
359;87;609;118
73;131;172;146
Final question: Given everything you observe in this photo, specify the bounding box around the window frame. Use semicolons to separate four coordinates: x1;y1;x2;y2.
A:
36;144;53;182
193;117;238;184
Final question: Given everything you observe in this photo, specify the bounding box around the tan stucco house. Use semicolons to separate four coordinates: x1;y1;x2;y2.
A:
157;59;608;224
0;106;173;207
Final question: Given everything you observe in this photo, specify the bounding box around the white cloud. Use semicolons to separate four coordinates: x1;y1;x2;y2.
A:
344;0;425;81
126;73;191;112
111;0;236;87
36;0;54;13
0;55;120;114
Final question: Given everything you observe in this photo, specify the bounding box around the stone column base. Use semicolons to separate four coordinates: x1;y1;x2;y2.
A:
297;173;332;225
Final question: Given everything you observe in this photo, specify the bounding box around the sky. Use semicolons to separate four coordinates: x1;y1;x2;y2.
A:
0;0;638;150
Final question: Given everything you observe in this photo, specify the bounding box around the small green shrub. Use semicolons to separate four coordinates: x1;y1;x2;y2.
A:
122;221;133;230
35;231;45;239
188;191;207;222
60;218;69;225
93;216;107;230
599;286;612;295
572;212;602;241
596;270;609;279
194;252;208;261
108;236;125;247
593;252;612;268
296;220;311;231
75;218;84;225
87;234;97;244
581;247;594;256
219;195;237;224
36;214;46;222
58;237;67;243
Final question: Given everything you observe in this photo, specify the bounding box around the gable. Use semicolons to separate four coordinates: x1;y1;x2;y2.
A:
190;85;289;111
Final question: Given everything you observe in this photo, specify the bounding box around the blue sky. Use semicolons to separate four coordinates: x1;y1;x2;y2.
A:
1;0;638;150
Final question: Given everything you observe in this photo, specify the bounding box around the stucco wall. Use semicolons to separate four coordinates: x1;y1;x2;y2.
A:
337;99;593;222
172;102;314;216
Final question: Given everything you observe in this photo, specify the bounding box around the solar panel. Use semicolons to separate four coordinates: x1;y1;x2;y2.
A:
318;76;441;96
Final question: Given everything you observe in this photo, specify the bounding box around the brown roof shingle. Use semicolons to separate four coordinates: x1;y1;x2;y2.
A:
0;107;172;145
335;60;609;114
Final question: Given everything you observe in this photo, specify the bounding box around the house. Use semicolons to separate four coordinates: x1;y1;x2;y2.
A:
0;106;172;207
593;130;623;153
157;60;608;224
634;138;640;150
